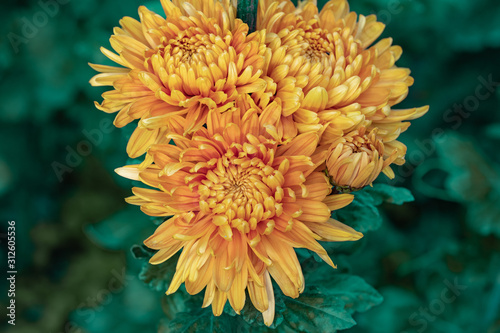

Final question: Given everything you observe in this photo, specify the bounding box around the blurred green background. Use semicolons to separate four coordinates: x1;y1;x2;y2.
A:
1;0;499;332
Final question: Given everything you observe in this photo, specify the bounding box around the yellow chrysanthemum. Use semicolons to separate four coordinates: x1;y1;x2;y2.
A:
326;126;397;189
90;0;267;158
116;95;362;325
255;0;428;150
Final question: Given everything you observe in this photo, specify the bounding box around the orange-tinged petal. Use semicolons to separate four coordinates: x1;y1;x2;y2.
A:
306;218;363;242
323;193;355;210
247;279;269;313
127;126;160;158
211;289;228;316
276;132;319;157
149;243;184;264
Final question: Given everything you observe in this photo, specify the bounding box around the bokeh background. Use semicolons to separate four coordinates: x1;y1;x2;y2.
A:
1;0;499;332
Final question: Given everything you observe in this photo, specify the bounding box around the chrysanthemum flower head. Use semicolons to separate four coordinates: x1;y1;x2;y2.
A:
116;95;362;325
254;0;428;147
326;126;397;190
90;0;267;158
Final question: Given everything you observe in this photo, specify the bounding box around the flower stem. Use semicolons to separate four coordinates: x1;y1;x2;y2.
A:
237;0;258;33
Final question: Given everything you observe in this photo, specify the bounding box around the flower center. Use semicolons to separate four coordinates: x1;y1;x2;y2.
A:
197;154;285;236
149;33;211;64
168;35;207;62
348;136;374;153
344;129;383;156
303;30;332;61
144;26;219;69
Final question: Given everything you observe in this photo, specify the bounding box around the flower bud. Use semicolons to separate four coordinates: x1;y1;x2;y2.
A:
326;127;397;189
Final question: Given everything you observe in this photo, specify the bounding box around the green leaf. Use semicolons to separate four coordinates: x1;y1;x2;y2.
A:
224;287;286;330
159;308;242;333
139;253;179;292
157;272;378;333
334;184;413;233
280;286;356;332
417;132;500;237
307;272;383;314
363;184;415;206
131;244;155;260
161;292;190;321
334;190;382;233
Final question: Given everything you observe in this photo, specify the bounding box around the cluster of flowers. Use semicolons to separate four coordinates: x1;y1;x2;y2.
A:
90;0;427;325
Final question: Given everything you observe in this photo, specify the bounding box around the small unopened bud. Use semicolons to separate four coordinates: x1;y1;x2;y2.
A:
326;127;397;189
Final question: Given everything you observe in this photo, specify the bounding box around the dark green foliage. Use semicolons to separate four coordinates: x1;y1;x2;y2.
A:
160;307;242;333
363;185;414;206
335;184;414;233
280;287;357;332
415;132;500;238
139;253;179;292
224;288;287;330
307;273;384;314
